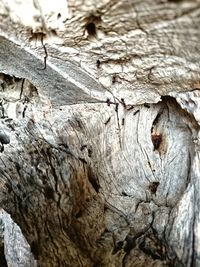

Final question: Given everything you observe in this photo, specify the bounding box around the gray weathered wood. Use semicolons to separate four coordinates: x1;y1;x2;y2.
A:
0;0;200;266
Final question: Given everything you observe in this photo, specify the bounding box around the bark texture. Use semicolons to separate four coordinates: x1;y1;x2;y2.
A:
0;0;200;267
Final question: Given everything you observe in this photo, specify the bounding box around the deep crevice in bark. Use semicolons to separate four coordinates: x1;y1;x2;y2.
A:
0;245;8;267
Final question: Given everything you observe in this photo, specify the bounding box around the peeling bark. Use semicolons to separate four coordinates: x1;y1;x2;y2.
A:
0;1;200;267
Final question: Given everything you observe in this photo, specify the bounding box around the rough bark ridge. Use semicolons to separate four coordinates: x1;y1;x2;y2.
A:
0;0;200;266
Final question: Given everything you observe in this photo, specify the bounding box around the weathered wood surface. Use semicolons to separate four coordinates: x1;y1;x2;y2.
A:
0;209;37;267
0;0;200;266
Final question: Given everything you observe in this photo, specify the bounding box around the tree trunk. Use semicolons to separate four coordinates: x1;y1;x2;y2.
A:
0;0;200;266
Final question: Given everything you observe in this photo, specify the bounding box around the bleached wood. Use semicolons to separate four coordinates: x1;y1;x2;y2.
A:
0;0;199;266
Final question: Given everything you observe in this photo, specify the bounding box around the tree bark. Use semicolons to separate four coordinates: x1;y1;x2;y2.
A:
0;0;200;266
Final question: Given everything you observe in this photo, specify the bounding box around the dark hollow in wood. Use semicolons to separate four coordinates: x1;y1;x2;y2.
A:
151;134;162;151
148;182;160;194
85;22;97;36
